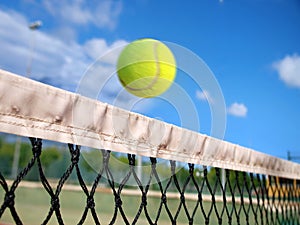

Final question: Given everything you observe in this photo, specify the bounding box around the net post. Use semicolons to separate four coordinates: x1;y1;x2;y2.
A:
221;168;226;190
137;155;142;182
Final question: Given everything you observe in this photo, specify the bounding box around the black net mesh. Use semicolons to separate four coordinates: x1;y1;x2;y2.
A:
0;137;299;225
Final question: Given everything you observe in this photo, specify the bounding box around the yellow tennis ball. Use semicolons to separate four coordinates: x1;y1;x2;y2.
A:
116;38;176;98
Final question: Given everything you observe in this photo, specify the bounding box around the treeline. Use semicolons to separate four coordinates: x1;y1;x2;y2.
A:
0;136;259;193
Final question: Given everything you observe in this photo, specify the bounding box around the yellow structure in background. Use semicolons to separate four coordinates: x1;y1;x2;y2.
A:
267;176;300;198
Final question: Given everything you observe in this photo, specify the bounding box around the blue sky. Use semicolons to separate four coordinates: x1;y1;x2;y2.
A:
0;0;299;161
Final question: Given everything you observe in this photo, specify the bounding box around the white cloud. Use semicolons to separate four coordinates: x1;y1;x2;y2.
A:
84;38;128;63
196;90;207;101
272;54;300;88
0;8;132;109
196;90;214;103
0;9;89;89
43;0;122;30
93;0;123;29
227;103;248;117
84;39;109;60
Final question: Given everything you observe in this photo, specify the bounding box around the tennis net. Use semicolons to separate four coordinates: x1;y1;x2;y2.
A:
0;69;299;224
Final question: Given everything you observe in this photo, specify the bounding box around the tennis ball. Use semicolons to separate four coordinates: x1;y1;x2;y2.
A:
116;38;176;98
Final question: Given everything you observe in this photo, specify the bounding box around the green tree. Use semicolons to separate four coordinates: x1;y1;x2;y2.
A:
40;146;62;171
41;146;62;173
207;167;218;185
81;149;103;173
228;170;248;187
0;140;14;175
18;142;32;168
0;136;3;148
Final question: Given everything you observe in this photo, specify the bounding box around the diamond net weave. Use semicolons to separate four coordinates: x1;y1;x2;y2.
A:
0;137;299;225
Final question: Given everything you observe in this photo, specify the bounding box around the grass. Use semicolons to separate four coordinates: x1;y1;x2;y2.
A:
0;185;265;225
